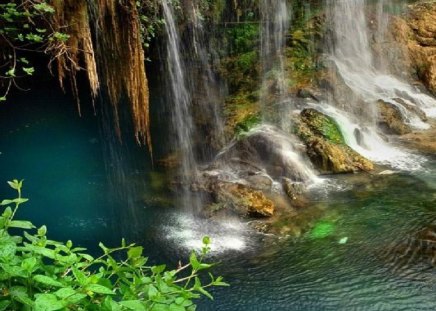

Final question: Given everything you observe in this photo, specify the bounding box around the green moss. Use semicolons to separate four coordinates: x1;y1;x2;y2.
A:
301;109;345;144
235;113;261;137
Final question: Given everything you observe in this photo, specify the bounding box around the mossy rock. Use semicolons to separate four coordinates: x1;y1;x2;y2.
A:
294;109;374;174
300;108;345;144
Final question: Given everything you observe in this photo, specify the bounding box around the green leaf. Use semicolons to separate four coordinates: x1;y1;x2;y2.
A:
0;199;13;206
85;284;114;295
127;246;143;259
33;274;64;287
33;3;55;13
10;286;34;306
0;301;10;311
147;284;158;299
38;225;47;236
9;220;34;229
21;257;37;273
12;198;29;204
189;252;200;270
22;67;35;76
34;293;65;311
7;180;20;190
6;68;15;77
169;304;186;311
151;264;166;274
0;263;27;278
55;287;87;304
0;238;16;260
120;300;146;310
2;207;12;218
72;267;88;286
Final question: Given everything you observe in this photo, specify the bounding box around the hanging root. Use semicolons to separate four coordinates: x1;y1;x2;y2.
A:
49;0;151;154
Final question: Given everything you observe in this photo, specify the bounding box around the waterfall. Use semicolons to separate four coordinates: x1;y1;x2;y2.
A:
190;0;226;157
325;0;436;170
162;0;199;208
260;0;290;127
256;0;322;184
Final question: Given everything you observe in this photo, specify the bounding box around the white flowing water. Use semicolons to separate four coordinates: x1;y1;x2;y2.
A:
191;0;226;152
162;1;199;208
260;0;290;117
250;125;322;185
311;103;426;171
326;0;436;170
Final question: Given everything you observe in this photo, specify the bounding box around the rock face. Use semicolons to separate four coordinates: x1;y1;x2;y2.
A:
295;108;374;173
377;100;412;135
391;2;436;95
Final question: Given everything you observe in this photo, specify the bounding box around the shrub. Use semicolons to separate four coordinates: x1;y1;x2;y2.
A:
0;180;228;310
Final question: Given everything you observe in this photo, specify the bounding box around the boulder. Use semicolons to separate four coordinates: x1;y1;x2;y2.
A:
377;99;412;135
213;124;317;182
206;181;275;217
295;108;374;173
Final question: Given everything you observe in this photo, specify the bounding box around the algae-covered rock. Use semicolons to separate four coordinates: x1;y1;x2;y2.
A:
300;108;345;144
295;108;374;173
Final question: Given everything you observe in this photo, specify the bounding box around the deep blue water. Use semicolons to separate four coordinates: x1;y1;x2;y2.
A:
1;85;435;310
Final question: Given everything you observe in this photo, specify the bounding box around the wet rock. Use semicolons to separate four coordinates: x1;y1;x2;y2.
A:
283;178;305;200
295;108;374;173
377;99;412;135
282;178;308;208
207;181;275;217
390;2;436;95
213;125;316;182
297;88;323;102
393;98;428;122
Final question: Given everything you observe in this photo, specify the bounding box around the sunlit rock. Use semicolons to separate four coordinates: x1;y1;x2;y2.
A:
294;108;374;173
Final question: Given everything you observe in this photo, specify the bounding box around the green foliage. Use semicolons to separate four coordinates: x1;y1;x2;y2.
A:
0;1;67;99
225;23;259;55
136;0;165;52
0;180;228;310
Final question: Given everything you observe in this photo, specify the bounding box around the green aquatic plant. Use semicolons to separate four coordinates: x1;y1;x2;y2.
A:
309;221;335;239
0;180;228;310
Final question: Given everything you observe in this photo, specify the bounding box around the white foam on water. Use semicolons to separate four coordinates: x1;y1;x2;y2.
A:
163;213;250;253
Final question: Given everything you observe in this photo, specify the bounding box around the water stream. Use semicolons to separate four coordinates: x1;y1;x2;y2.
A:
325;0;436;170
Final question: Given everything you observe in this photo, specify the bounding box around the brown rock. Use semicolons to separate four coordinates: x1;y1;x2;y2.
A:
377;99;412;135
390;2;436;95
294;109;374;174
210;181;275;217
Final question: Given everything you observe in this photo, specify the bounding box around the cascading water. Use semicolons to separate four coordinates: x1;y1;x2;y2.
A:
257;0;321;184
260;0;290;128
162;0;199;209
162;1;247;252
325;0;436;170
190;0;226;155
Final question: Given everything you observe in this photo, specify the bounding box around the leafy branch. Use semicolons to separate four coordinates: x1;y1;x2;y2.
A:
0;180;228;310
